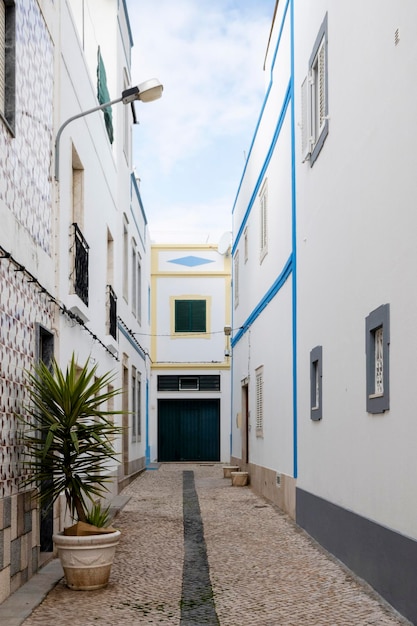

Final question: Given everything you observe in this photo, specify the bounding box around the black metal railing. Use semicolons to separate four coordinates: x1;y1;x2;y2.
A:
107;284;117;339
73;223;89;306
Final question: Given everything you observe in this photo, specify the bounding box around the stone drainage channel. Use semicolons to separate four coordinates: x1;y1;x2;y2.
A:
181;470;219;625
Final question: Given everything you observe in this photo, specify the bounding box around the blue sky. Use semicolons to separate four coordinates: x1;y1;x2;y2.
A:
125;0;276;243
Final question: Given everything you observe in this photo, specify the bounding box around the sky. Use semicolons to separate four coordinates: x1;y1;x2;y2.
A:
125;0;276;244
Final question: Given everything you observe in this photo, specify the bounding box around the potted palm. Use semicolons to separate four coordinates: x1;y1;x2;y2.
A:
20;353;124;590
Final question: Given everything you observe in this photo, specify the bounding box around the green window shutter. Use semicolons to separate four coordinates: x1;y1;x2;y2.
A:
175;300;206;332
191;300;206;332
97;47;114;144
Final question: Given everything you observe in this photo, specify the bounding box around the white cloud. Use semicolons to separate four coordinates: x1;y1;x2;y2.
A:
125;0;275;242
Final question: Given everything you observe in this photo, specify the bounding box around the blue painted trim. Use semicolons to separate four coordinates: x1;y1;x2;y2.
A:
231;255;293;347
232;0;290;216
232;82;291;256
290;0;298;479
145;378;151;466
118;321;146;361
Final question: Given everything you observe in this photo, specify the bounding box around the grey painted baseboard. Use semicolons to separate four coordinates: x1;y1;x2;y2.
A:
296;488;417;625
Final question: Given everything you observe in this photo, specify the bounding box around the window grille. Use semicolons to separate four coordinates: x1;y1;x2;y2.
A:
73;223;89;306
374;327;384;395
256;367;264;434
107;284;117;339
158;375;220;392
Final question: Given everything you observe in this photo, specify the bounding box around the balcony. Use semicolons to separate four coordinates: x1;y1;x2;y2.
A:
107;284;117;340
73;223;89;306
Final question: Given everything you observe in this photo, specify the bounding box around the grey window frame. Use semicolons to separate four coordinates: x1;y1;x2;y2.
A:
366;303;390;414
309;13;328;166
310;345;323;421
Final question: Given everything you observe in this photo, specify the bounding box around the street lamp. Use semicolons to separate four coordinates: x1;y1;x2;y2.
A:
54;78;163;180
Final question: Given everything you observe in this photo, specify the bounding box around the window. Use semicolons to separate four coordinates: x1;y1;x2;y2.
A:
301;13;328;165
123;70;131;163
259;180;268;262
366;304;390;414
131;243;142;321
72;223;89;306
131;367;141;441
175;299;206;333
255;366;264;436
310;346;323;421
107;284;117;339
132;244;137;314
179;377;199;390
97;47;113;143
0;0;15;134
234;251;239;308
158;375;220;392
244;227;249;263
122;216;128;301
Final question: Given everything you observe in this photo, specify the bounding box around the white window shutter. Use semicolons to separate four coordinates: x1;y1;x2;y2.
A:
301;75;310;161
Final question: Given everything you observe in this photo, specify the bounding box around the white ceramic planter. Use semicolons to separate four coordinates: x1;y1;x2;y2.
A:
53;530;121;590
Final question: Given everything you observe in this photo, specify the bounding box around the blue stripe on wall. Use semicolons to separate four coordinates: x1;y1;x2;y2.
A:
232;82;291;256
231;254;293;347
290;0;298;479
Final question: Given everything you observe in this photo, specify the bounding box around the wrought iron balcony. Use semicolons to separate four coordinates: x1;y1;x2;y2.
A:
73;223;89;306
107;284;117;339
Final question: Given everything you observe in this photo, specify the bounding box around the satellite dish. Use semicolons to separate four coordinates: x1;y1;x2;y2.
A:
218;231;232;255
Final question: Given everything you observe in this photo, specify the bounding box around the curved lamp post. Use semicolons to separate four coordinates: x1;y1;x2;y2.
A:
54;78;163;180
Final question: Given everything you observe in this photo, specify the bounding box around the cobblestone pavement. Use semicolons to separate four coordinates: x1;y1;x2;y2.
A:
23;464;409;626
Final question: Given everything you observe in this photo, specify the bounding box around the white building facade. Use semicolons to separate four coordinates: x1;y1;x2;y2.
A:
0;0;155;601
150;244;231;464
232;1;417;622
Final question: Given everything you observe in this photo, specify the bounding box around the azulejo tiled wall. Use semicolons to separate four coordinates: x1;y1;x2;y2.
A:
0;0;56;600
0;0;54;255
0;258;54;500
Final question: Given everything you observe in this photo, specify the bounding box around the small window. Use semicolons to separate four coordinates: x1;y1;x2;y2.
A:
301;13;328;165
244;227;249;263
0;1;16;134
255;366;264;436
259;180;268;262
179;377;199;391
122;216;128;301
366;304;390;414
131;368;141;441
310;346;323;421
175;299;206;333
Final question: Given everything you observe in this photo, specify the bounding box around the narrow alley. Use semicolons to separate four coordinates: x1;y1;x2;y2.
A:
3;464;409;626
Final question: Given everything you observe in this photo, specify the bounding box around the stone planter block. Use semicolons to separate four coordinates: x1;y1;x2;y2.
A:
231;471;249;486
223;466;240;478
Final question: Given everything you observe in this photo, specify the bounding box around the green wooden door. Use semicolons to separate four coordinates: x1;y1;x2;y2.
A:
158;399;220;461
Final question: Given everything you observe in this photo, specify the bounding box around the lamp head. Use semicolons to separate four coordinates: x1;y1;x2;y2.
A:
122;79;163;104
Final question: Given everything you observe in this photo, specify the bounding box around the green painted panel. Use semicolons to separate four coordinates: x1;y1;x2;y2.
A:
158;399;220;462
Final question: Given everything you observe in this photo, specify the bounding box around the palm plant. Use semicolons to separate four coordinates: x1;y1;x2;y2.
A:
20;354;123;525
